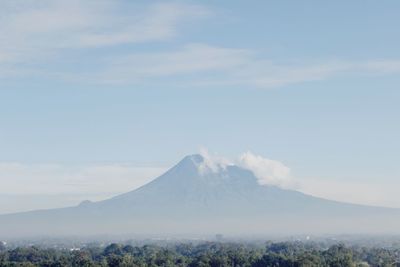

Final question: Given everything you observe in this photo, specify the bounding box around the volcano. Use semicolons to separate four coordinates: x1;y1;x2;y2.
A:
1;154;399;238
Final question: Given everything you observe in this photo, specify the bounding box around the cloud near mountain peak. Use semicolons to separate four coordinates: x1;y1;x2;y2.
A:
197;149;294;189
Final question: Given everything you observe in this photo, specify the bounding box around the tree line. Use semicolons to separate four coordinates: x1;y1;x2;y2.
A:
0;241;400;266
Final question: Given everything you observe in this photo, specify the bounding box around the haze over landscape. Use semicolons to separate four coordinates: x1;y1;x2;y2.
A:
1;0;400;242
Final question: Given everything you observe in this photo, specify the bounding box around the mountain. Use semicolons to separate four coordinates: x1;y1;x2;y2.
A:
1;154;400;238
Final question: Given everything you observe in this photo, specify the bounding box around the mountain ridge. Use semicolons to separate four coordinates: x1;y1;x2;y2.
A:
1;154;400;238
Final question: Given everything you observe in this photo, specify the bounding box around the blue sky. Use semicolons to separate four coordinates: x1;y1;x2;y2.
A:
0;0;400;213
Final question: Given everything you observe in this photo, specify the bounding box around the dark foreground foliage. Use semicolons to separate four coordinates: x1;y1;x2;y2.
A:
1;241;400;267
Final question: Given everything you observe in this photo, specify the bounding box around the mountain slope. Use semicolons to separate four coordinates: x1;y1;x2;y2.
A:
1;154;399;237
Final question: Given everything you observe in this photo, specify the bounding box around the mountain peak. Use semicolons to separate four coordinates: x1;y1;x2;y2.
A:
170;154;204;174
181;153;233;176
174;153;230;176
182;154;204;165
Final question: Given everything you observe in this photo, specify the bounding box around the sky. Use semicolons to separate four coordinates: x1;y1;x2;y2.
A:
0;0;400;214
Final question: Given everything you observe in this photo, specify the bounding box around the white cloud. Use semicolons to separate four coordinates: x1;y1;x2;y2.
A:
196;149;294;189
237;152;294;189
197;148;233;174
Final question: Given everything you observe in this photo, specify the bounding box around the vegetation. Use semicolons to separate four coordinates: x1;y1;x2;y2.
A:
0;241;399;267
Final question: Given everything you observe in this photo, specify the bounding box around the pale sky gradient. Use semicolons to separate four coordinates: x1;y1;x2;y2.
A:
1;0;400;213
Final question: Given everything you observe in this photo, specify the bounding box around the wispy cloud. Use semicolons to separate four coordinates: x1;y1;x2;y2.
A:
198;148;233;174
107;44;251;77
0;1;208;69
84;44;400;88
0;161;166;214
1;1;400;88
0;162;165;195
77;3;208;47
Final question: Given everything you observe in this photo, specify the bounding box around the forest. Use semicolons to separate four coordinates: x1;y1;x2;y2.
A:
1;240;400;267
